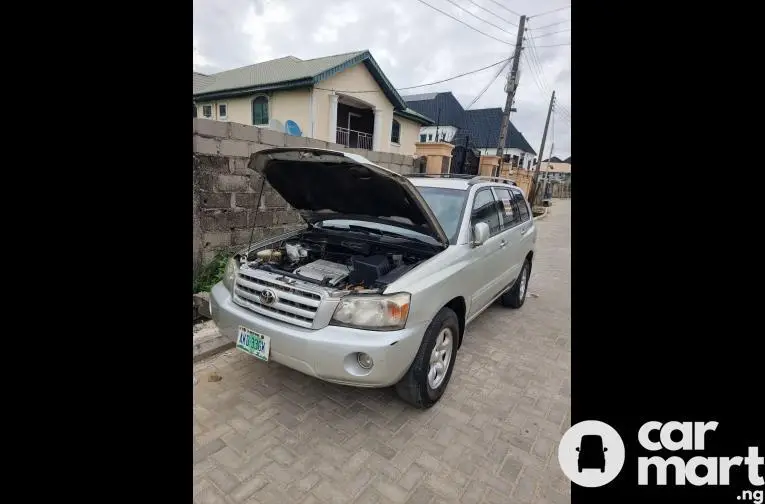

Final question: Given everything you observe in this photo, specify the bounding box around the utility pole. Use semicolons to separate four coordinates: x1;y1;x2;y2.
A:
496;14;527;177
529;90;555;207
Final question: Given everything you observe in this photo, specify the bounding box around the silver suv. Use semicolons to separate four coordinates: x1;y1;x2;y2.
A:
210;148;537;408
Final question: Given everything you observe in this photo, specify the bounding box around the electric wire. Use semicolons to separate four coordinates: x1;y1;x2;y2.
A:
465;58;511;110
531;28;571;39
530;4;571;19
529;19;570;31
441;0;517;37
313;57;512;94
534;42;571;48
465;0;518;26
485;0;522;17
411;0;516;45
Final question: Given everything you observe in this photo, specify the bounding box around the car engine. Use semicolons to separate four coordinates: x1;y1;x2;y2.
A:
242;235;426;292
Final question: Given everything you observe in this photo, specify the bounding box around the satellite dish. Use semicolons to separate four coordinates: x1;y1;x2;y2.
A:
268;119;284;132
285;120;302;137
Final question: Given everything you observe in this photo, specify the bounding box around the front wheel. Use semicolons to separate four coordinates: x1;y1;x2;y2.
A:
395;307;459;409
501;259;531;308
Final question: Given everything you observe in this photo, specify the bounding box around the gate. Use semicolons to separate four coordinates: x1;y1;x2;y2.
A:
450;145;480;175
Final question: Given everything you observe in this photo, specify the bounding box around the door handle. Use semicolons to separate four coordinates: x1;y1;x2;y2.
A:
500;239;507;248
520;227;528;235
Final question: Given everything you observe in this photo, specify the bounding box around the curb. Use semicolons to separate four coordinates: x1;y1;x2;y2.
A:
193;322;235;362
533;207;549;221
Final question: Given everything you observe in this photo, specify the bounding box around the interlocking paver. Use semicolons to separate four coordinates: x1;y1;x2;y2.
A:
193;200;571;504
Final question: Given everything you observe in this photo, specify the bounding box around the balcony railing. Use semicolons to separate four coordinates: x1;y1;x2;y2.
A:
336;127;373;150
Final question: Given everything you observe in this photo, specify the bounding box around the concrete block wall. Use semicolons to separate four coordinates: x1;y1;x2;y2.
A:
193;119;416;271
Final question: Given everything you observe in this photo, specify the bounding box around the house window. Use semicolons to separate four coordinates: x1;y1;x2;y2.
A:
391;120;401;144
202;105;212;118
428;134;433;141
252;95;269;125
218;103;228;120
420;134;427;142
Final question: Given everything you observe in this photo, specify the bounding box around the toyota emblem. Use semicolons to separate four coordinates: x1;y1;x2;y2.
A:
259;288;277;305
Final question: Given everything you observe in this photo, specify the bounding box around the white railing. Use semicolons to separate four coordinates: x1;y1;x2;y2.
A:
336;127;373;150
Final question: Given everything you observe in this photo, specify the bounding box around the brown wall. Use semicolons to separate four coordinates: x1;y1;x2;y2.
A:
192;118;416;272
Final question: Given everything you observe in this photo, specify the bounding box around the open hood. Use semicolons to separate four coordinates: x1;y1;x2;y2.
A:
249;147;449;247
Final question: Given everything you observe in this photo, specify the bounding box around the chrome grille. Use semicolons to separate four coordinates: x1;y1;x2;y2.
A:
232;268;322;328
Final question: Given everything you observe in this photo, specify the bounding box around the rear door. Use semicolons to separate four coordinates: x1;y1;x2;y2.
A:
465;187;506;317
493;186;523;288
511;188;535;259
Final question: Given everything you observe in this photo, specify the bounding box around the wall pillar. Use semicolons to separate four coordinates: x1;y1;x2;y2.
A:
415;142;454;174
328;93;339;143
478;155;501;177
373;107;384;152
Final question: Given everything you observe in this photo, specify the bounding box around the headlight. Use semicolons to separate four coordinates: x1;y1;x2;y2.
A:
330;292;411;331
222;257;238;291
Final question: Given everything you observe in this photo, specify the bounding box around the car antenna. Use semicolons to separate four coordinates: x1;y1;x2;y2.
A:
245;173;268;261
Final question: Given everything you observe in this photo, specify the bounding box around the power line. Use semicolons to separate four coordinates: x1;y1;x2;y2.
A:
531;28;571;39
485;0;522;17
441;0;517;37
535;42;571;48
411;0;515;45
314;57;512;94
529;19;570;30
465;0;518;26
465;58;511;109
530;4;571;19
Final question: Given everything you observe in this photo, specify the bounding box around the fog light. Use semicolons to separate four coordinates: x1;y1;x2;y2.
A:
357;352;374;369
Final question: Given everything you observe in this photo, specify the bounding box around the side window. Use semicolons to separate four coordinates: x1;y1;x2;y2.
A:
471;189;501;236
252;96;269;125
494;188;521;229
391;120;401;144
511;188;531;223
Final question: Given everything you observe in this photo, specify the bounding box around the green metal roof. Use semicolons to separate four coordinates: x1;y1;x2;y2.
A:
395;107;435;126
193;72;215;94
192;50;408;111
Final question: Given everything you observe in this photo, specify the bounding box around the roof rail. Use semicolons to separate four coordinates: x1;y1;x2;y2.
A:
466;175;517;186
400;173;475;179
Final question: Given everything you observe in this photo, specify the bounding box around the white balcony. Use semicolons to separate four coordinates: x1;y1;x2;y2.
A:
336;127;373;150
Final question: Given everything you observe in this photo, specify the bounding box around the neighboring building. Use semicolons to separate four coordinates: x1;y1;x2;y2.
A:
402;92;537;169
192;51;433;155
538;160;571;182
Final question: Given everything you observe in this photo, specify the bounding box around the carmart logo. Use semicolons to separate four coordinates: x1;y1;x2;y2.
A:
558;420;764;491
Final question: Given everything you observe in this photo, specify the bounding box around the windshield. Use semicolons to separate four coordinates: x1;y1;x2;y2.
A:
581;436;603;450
415;187;468;243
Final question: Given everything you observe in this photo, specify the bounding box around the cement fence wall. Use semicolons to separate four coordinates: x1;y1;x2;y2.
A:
192;118;417;273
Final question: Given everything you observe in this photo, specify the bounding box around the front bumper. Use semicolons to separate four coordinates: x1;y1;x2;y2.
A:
209;283;427;387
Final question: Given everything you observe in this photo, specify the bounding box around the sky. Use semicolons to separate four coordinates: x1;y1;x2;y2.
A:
193;0;571;159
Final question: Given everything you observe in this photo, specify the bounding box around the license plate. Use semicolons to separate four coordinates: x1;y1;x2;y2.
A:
236;326;270;362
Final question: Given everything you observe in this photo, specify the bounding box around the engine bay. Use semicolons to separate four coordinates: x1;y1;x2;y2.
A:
242;231;433;292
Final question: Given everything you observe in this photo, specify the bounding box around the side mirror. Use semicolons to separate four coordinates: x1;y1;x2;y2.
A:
472;222;490;246
603;447;608;452
575;447;580;452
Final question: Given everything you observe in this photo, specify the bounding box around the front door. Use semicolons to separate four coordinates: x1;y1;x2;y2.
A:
465;188;506;318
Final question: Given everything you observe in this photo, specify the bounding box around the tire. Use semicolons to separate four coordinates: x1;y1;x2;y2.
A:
501;259;531;308
395;307;460;409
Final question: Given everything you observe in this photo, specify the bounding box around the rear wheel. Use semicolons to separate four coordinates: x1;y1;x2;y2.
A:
501;259;530;308
395;307;459;409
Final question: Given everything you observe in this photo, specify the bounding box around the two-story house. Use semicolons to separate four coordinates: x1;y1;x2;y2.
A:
402;91;537;169
193;50;433;156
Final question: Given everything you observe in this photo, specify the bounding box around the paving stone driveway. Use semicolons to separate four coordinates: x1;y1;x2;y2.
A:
193;200;571;504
